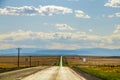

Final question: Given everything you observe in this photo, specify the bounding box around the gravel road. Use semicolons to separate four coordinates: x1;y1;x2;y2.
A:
22;66;86;80
22;56;87;80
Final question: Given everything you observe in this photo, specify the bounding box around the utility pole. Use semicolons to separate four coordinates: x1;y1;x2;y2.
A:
29;56;31;67
17;48;21;68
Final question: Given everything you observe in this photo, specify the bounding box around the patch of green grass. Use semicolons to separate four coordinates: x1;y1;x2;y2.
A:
73;66;120;80
53;63;59;66
62;56;67;66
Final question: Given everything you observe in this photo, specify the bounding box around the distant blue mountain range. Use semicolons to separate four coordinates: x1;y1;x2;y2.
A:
0;48;120;56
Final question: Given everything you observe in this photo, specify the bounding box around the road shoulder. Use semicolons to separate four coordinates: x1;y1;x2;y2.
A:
72;68;103;80
0;66;49;80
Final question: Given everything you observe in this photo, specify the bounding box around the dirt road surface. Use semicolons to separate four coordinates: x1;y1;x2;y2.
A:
0;66;49;80
22;56;86;80
22;66;86;80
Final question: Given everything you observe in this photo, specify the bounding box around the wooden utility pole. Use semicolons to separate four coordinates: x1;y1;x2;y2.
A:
29;56;31;67
17;48;21;68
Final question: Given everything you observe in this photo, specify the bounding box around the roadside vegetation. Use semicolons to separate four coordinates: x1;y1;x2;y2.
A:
73;65;120;80
0;56;60;73
62;56;67;66
64;56;120;80
54;62;59;66
0;63;16;73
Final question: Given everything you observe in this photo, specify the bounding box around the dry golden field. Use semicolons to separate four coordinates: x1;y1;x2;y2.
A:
0;56;60;68
64;56;120;66
64;56;120;80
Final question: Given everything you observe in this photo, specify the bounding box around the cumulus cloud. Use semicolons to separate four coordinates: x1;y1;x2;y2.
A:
0;5;91;19
88;29;93;32
108;12;120;18
0;25;120;49
115;12;120;17
113;25;120;34
55;24;75;30
38;5;73;16
0;5;72;16
0;30;101;42
0;30;115;43
0;6;38;16
104;0;120;8
45;43;80;50
0;30;113;42
0;44;37;50
108;15;114;18
75;10;91;19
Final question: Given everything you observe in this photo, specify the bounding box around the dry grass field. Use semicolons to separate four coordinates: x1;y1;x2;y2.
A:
64;56;120;66
0;56;60;68
74;65;120;80
64;56;120;80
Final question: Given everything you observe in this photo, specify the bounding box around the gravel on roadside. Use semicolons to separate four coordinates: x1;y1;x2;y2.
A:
0;66;50;80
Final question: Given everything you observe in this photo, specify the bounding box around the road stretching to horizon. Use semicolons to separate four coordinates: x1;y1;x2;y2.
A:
21;56;86;80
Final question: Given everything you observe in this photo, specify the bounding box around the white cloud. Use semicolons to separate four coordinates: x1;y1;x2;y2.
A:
113;25;120;34
45;43;80;50
0;6;38;16
0;5;72;16
75;10;91;19
0;30;116;42
38;5;73;16
108;12;120;18
0;5;90;19
108;15;115;18
88;29;93;32
0;25;120;49
0;44;37;50
0;30;101;42
104;0;120;8
115;12;120;17
55;24;75;30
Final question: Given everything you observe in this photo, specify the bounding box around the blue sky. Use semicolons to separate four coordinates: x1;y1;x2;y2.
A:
0;0;120;50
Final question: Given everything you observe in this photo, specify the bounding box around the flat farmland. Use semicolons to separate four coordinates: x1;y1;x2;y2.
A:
64;56;120;80
0;56;60;68
64;56;120;66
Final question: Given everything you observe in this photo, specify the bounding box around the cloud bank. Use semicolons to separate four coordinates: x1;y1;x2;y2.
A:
0;25;120;49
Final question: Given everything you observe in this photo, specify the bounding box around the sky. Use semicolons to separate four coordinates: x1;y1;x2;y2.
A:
0;0;120;50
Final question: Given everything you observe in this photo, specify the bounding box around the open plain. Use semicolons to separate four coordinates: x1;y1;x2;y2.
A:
0;56;120;80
